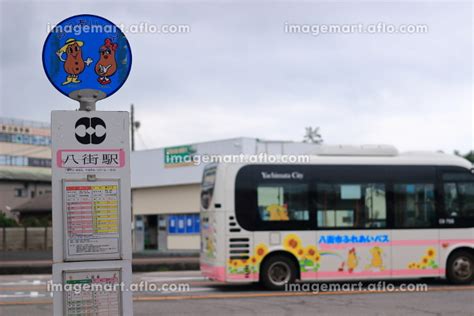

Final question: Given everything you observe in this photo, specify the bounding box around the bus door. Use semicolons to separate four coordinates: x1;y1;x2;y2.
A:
390;183;441;278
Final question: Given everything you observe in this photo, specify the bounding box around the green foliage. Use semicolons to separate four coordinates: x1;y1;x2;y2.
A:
463;151;474;163
0;212;18;227
454;150;474;163
21;216;50;227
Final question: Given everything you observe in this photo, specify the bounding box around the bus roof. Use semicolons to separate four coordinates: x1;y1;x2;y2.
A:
307;151;471;169
219;151;473;170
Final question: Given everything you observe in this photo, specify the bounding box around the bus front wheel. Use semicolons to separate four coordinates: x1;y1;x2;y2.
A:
260;255;297;290
447;250;474;285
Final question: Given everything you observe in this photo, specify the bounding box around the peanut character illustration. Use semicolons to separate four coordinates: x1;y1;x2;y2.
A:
347;248;358;273
366;246;385;271
56;38;93;85
266;204;289;221
279;204;289;221
337;248;358;273
95;38;118;85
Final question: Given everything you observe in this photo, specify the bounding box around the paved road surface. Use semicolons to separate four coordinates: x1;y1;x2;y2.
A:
0;271;473;315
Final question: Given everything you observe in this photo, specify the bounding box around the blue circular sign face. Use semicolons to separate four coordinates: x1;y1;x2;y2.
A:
42;14;132;100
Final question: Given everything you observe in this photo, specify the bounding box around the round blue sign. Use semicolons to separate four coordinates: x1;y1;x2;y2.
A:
42;14;132;100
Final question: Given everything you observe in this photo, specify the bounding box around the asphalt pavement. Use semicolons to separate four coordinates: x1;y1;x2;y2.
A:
0;271;473;315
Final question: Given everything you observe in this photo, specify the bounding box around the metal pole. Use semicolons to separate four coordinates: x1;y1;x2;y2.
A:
69;89;105;111
130;104;135;251
131;104;135;151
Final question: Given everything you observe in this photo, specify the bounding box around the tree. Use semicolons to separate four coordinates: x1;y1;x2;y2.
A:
454;150;474;163
303;127;323;144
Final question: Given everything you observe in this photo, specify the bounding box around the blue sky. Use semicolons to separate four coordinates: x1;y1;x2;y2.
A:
0;0;472;152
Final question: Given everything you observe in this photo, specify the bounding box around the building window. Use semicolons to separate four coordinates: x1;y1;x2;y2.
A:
316;183;387;228
14;188;27;197
0;155;51;168
394;183;436;228
0;132;51;146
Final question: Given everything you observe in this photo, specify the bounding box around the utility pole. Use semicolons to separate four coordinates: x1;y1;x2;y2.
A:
130;104;140;151
131;104;135;151
130;103;140;246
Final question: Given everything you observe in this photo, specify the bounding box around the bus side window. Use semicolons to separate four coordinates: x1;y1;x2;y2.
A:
443;172;474;219
458;183;474;217
393;183;436;228
257;184;309;222
316;183;386;228
444;183;460;217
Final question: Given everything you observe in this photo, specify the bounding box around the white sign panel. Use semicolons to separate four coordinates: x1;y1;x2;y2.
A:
52;111;131;262
53;261;133;316
64;269;121;315
63;179;121;260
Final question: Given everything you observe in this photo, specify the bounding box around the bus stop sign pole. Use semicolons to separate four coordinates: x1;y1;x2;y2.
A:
43;14;133;316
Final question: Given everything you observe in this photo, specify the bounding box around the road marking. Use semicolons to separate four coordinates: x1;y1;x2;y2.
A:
0;281;47;286
0;281;219;292
0;286;47;291
0;285;472;306
0;293;46;299
140;276;206;282
0;300;51;305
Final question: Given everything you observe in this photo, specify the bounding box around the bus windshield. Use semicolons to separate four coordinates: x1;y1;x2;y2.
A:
201;164;217;210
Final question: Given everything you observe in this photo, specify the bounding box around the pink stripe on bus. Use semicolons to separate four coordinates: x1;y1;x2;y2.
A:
392;239;473;246
200;264;226;281
201;266;446;281
391;268;444;276
227;273;258;280
319;239;473;250
316;270;392;278
319;243;386;250
303;268;444;279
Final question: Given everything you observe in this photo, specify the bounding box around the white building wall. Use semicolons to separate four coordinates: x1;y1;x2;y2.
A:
131;137;322;189
130;137;322;252
131;137;253;188
132;184;200;215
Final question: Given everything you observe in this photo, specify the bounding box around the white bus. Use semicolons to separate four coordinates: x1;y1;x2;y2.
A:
200;148;474;290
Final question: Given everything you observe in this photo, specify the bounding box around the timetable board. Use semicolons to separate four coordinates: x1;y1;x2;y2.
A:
63;179;121;261
52;261;132;316
63;269;121;316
